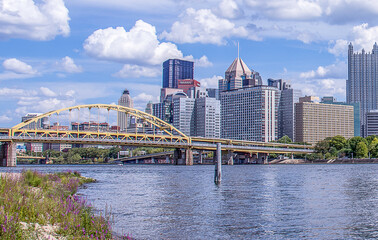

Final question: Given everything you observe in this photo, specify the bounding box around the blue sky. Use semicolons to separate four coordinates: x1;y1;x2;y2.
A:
1;0;378;127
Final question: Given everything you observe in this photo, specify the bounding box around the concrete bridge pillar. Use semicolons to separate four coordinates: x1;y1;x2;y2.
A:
173;148;193;165
0;142;16;167
199;150;203;164
165;155;170;164
151;157;155;164
227;150;234;165
173;148;182;165
185;148;193;166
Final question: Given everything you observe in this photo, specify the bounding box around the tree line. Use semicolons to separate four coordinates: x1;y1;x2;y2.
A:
22;146;169;164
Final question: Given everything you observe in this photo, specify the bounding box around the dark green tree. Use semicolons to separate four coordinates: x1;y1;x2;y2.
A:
356;141;368;158
277;135;292;144
329;135;347;151
348;136;368;153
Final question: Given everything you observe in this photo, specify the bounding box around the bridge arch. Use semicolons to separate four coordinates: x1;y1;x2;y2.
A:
11;104;188;139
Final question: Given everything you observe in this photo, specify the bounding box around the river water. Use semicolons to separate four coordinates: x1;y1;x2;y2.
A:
3;164;378;239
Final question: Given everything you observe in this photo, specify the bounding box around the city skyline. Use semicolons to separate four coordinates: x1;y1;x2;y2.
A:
1;0;378;127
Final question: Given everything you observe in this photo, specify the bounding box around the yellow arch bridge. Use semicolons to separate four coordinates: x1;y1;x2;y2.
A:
0;104;313;166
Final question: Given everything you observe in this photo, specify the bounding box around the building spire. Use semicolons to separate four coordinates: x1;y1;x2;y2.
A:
237;41;240;59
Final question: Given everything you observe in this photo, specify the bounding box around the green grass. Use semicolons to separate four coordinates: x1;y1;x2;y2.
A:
0;170;128;239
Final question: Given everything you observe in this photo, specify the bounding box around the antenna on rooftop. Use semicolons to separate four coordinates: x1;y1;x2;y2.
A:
237;41;240;59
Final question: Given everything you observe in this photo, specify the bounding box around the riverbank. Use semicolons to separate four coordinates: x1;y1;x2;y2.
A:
269;158;378;164
0;170;126;239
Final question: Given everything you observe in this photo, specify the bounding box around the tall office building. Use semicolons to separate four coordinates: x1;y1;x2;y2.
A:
21;113;48;129
172;96;196;136
177;79;201;94
278;82;302;141
195;97;221;138
218;57;262;91
268;78;283;90
145;101;153;115
117;89;134;131
366;110;378;136
220;85;280;142
162;59;194;88
347;43;378;136
295;97;354;144
321;96;360;136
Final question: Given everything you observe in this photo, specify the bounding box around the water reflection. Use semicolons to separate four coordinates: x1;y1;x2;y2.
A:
3;164;378;239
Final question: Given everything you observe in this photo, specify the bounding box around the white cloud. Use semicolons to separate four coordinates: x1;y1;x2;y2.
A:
300;61;347;79
60;56;83;73
0;88;26;96
83;20;184;65
161;8;248;45
0;0;70;40
294;61;348;100
217;0;243;19
133;92;158;111
3;58;36;74
199;75;222;88
184;55;213;68
40;87;57;97
114;64;160;78
328;23;378;57
245;0;322;21
328;39;349;57
65;90;75;97
0;115;11;123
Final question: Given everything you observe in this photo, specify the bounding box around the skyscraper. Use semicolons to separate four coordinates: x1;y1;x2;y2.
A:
172;95;196;136
220;85;280;142
117;89;133;131
295;97;354;144
21;113;48;129
195;97;221;138
347;43;378;136
219;57;262;91
278;83;302;141
162;59;194;88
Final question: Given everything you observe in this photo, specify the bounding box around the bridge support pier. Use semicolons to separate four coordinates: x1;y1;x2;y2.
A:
151;157;155;164
199;150;203;164
173;148;193;165
0;142;16;167
227;150;234;165
185;148;193;166
214;143;222;184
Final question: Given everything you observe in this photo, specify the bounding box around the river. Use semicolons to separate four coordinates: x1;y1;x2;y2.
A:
2;164;378;239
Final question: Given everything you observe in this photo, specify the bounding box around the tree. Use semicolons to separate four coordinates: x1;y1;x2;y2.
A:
277;135;292;144
348;137;368;153
315;139;330;155
70;153;82;163
329;135;347;151
369;138;378;158
366;135;378;145
356;142;368;158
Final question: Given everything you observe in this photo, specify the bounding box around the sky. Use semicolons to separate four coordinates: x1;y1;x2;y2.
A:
1;0;378;127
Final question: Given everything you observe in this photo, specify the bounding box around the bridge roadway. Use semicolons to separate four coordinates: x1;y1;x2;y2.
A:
0;132;312;154
0;130;313;167
0;104;313;166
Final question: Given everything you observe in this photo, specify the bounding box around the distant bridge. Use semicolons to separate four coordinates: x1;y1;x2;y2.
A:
0;104;313;166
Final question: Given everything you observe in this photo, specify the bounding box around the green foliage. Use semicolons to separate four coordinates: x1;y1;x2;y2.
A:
329;135;347;151
348;137;368;153
277;135;292;143
356;141;368;158
315;139;330;155
366;135;378;145
0;170;110;239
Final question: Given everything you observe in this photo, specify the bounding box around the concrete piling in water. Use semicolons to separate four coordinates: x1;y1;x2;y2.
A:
214;143;222;184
